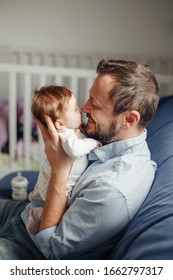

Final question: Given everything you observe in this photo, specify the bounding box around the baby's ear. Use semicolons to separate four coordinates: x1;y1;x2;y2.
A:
54;119;65;130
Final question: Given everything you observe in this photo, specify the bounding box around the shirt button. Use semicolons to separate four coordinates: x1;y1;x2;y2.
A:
100;157;106;162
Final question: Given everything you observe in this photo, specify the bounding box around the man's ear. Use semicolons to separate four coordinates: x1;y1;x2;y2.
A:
54;119;65;130
123;110;140;129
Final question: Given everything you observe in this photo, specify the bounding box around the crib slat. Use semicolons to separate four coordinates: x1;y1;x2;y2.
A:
37;73;48;165
23;73;32;169
39;73;47;87
9;72;17;167
55;75;63;86
70;77;79;100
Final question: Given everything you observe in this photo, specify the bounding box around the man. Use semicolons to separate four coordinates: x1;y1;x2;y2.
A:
0;59;159;259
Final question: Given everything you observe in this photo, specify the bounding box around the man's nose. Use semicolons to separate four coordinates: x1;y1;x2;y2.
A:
81;99;91;113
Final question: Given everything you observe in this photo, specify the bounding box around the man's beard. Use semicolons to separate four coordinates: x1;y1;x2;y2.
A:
81;120;118;145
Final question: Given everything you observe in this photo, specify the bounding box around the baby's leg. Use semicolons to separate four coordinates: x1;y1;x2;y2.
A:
26;207;43;235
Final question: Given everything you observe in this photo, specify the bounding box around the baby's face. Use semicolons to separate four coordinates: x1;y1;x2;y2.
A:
61;94;82;129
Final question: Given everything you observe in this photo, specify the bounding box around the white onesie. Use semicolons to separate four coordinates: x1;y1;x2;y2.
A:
31;129;98;200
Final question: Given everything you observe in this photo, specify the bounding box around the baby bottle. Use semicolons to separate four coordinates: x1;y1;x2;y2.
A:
11;172;28;200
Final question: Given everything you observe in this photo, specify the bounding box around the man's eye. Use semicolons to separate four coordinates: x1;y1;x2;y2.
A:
93;104;100;110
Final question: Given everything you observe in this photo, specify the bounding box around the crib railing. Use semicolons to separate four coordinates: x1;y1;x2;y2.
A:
0;63;173;177
0;63;96;175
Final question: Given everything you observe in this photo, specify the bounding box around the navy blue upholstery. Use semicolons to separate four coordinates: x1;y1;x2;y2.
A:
110;95;173;259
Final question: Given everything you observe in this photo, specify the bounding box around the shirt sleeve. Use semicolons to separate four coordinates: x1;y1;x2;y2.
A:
35;179;129;259
61;136;98;158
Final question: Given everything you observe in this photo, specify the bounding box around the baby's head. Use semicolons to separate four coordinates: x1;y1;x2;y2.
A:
32;85;82;130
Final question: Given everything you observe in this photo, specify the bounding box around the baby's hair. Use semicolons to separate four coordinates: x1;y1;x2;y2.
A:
31;85;72;127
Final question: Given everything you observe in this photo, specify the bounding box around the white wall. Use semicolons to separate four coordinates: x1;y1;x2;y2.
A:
0;0;173;57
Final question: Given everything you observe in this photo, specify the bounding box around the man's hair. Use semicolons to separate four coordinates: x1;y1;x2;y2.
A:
31;85;72;127
97;58;159;129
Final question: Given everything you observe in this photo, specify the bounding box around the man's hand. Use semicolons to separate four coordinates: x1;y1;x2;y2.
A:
34;115;73;230
35;115;73;174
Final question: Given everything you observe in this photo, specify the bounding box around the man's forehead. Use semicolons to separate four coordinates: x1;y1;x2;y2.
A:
90;74;114;102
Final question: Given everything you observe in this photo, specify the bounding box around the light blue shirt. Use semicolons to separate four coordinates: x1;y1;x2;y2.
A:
21;130;157;259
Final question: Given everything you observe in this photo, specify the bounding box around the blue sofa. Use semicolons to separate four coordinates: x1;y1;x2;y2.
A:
0;95;173;259
110;95;173;259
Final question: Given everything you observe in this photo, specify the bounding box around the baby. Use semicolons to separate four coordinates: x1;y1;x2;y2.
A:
27;85;101;234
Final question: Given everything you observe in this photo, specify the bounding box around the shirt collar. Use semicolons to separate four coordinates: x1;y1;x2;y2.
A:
88;129;147;162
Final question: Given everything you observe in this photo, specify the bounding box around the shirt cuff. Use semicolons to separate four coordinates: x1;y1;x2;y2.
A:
36;225;57;259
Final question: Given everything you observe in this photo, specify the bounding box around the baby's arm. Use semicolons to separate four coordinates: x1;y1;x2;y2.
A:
62;131;102;158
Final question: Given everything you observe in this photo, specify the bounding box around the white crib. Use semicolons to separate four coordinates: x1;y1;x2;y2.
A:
0;62;96;178
0;50;173;178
